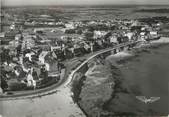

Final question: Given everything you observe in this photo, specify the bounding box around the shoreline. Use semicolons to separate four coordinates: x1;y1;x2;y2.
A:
108;38;169;116
1;37;169;116
71;37;169;117
109;37;169;63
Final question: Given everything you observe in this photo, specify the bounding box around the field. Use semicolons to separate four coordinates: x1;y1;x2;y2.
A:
2;5;169;21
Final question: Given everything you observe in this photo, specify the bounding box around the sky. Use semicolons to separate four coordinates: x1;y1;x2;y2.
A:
2;0;169;6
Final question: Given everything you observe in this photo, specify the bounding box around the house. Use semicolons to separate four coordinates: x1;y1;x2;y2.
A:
25;51;35;62
43;52;60;74
125;32;134;41
74;47;84;56
148;31;160;40
39;51;48;64
65;22;75;29
15;34;22;40
51;46;61;52
139;32;147;41
109;34;118;44
131;20;141;27
4;30;19;40
93;31;107;39
0;32;5;38
9;40;20;48
53;49;65;61
22;37;35;49
83;42;91;52
10;24;15;30
39;15;52;18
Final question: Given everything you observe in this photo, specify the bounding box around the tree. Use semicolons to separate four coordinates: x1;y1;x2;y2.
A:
76;29;83;35
1;75;8;92
65;29;76;34
104;32;112;40
84;31;94;41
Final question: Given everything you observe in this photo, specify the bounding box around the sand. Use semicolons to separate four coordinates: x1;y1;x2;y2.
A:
0;87;85;117
1;37;169;117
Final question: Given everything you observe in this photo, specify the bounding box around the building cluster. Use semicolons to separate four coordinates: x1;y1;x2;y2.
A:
0;13;162;93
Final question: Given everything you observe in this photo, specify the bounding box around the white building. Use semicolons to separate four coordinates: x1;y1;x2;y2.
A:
110;34;118;43
22;37;35;49
149;31;159;39
65;22;75;29
125;32;134;41
139;32;147;41
94;31;107;39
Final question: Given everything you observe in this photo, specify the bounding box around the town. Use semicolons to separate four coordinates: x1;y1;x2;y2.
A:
0;8;168;94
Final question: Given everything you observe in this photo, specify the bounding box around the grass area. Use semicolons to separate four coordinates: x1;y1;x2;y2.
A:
70;42;169;116
71;59;116;117
71;73;86;102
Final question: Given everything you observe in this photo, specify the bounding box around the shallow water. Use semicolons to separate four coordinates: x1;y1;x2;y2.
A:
120;45;169;115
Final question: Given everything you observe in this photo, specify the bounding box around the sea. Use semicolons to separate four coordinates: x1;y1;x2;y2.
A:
119;44;169;115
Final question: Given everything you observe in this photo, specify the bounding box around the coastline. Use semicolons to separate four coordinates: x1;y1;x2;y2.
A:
71;37;169;117
2;4;169;117
1;37;169;117
112;37;169;59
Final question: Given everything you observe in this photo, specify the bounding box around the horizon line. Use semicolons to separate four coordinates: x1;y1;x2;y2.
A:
2;4;169;7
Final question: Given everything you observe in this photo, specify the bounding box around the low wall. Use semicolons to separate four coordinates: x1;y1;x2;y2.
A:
0;41;138;100
70;41;140;117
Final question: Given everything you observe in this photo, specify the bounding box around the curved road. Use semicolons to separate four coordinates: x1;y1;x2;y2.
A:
0;41;138;117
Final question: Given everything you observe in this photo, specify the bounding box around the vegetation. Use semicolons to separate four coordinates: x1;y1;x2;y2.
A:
71;73;86;102
136;9;169;13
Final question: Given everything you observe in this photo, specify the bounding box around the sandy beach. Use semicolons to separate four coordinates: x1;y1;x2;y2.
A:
1;37;169;117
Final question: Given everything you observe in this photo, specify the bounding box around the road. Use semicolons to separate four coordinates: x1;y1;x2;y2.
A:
0;41;139;117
